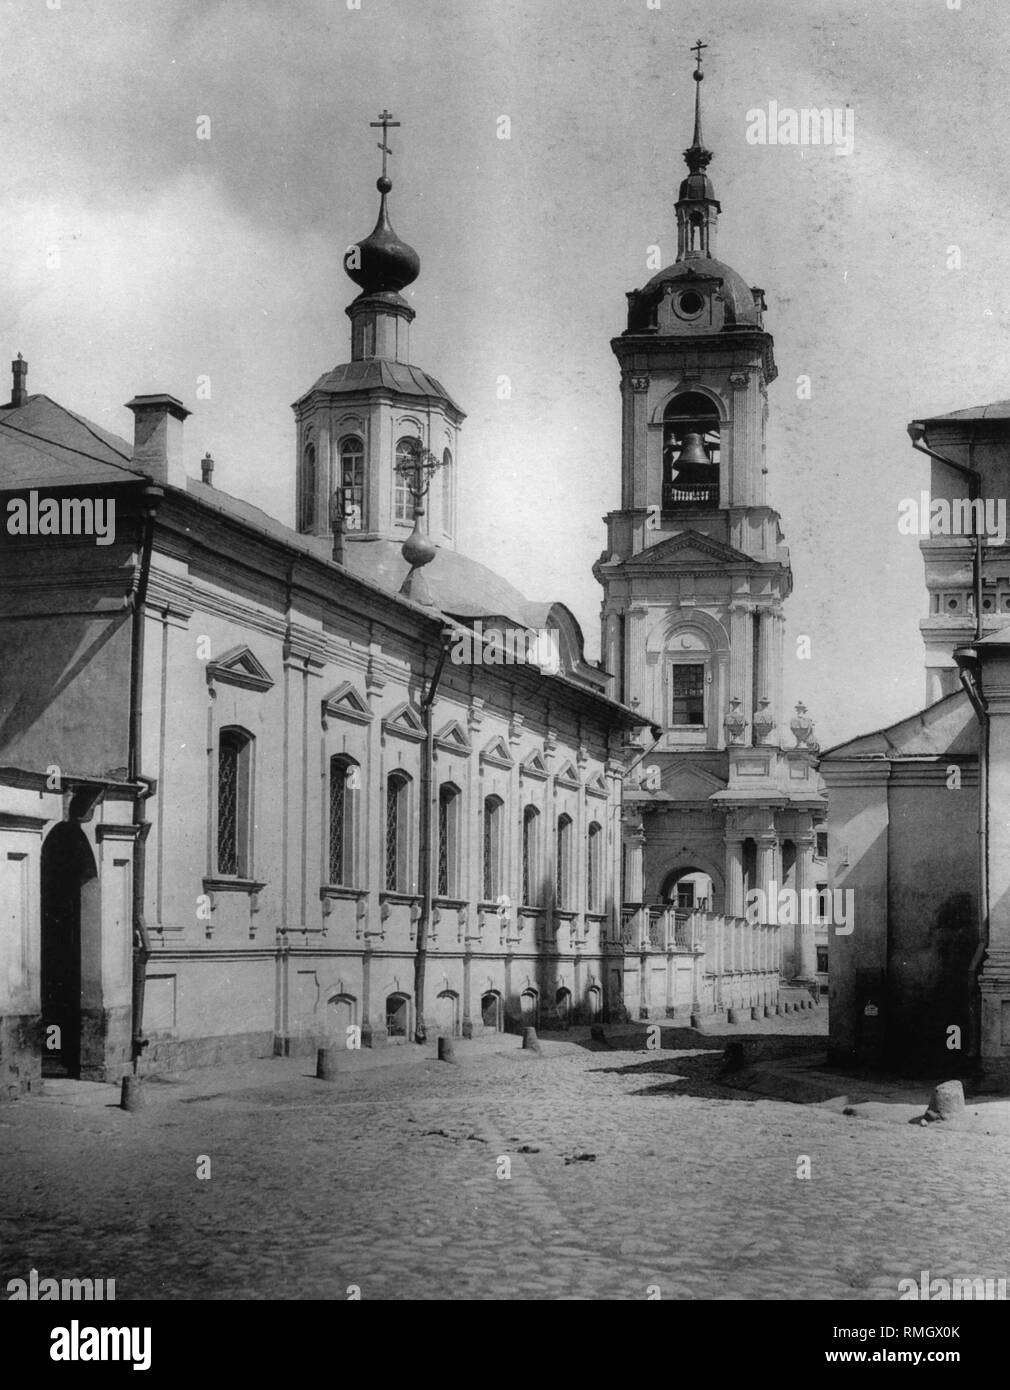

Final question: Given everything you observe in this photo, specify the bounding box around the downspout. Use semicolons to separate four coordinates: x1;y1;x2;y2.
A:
909;421;986;1065
128;484;163;1071
413;633;451;1043
956;652;988;1065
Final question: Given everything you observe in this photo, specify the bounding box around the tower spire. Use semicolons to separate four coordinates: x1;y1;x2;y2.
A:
689;39;708;153
675;40;721;260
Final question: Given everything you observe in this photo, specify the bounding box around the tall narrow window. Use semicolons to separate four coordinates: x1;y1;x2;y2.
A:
522;805;540;906
441;448;453;535
385;772;410;892
671;663;705;726
329;755;359;885
339;436;365;531
299;441;316;532
483;795;503;900
438;783;460;897
395;437;418;523
217;728;253;877
587;821;602;912
556;813;572;908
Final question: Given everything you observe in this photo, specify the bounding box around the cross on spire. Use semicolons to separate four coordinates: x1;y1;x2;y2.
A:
691;38;707;73
369;108;400;180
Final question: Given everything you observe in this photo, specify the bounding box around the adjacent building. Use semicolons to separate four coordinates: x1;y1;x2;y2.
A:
822;400;1010;1083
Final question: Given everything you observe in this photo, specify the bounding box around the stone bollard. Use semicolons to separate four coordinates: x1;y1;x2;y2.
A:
774;1003;782;1015
925;1079;966;1122
120;1075;144;1112
316;1047;340;1080
763;1005;772;1018
521;1026;541;1053
690;1013;703;1030
727;1007;742;1024
437;1035;456;1063
750;1005;761;1021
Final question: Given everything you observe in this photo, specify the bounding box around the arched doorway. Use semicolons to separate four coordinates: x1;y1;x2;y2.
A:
662;867;714;912
434;989;459;1038
519;988;539;1027
328;993;356;1038
385;992;410;1040
555;986;572;1024
481;990;503;1032
586;985;602;1020
41;823;97;1079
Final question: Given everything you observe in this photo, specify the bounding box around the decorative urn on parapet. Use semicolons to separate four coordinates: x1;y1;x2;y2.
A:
395;440;444;605
790;701;819;751
723;697;747;745
752;696;775;745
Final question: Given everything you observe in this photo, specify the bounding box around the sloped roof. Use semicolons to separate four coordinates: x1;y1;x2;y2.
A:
0;395;142;487
912;401;1010;426
295;360;463;415
820;689;978;760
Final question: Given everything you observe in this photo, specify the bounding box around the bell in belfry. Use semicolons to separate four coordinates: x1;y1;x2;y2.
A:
675;431;709;466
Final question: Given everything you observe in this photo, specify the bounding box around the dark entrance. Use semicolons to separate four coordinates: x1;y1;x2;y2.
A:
40;823;96;1079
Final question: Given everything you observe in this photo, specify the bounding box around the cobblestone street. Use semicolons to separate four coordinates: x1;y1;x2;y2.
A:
3;1015;1008;1301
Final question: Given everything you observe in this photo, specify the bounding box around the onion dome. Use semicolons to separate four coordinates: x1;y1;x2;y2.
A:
344;175;420;295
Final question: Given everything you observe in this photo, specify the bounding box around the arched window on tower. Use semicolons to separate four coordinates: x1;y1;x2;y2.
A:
299;441;317;532
394;437;419;523
662;392;720;510
338;436;365;531
441;447;453;536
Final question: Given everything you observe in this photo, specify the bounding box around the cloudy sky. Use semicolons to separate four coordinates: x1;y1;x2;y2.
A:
3;0;1009;745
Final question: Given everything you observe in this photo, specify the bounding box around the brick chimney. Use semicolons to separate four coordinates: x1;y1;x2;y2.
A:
10;353;27;407
125;394;191;488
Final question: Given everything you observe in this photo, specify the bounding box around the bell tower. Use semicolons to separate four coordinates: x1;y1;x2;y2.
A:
292;111;464;555
596;45;826;985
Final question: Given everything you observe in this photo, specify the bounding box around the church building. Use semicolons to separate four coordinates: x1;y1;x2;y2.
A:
0;119;647;1096
596;48;828;1015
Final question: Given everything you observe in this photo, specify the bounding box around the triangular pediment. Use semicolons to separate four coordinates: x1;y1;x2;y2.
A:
382;701;425;741
481;735;514;767
631;530;756;569
586;770;608;797
321;680;372;727
207;645;274;692
520;749;549;779
630;759;727;801
555;760;580;788
435;719;471;754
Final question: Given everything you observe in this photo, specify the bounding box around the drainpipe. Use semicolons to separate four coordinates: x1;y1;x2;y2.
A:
955;651;989;1065
127;484;163;1071
413;634;451;1043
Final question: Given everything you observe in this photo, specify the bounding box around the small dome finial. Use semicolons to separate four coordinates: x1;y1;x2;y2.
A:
344;109;421;295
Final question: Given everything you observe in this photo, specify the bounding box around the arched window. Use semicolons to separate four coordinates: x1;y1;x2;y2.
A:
522;805;540;907
662;392;720;509
556;813;573;908
483;795;503;900
385;772;411;892
441;447;453;536
329;755;359;885
339;435;365;532
394;437;419;523
438;783;460;897
217;727;254;877
587;821;603;912
299;441;317;532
